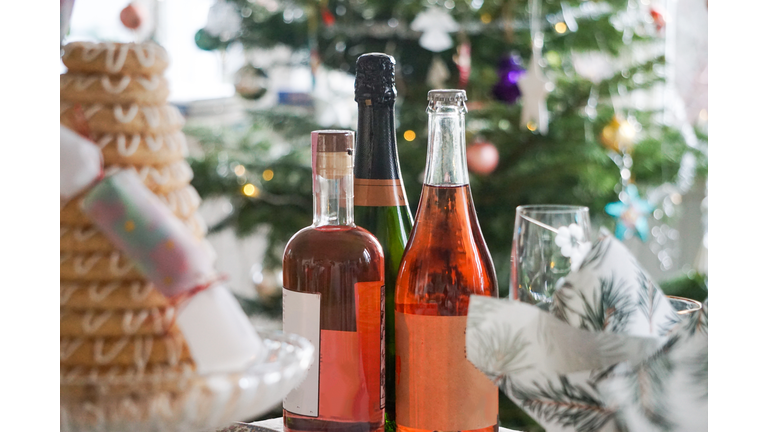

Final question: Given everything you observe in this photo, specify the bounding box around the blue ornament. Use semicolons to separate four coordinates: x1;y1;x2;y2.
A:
605;184;654;242
492;54;526;103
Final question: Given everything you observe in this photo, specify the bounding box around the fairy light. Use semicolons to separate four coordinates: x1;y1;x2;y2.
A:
234;164;246;176
262;169;274;181
527;121;537;131
554;22;567;33
404;130;416;141
243;183;259;197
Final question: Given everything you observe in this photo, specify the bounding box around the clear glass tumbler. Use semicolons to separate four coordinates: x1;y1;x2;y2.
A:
511;205;591;305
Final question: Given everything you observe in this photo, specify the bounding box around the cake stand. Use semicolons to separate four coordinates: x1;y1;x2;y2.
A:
61;330;313;432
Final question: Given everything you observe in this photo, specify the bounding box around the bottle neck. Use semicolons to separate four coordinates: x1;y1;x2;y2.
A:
313;171;354;227
355;101;402;180
424;100;469;187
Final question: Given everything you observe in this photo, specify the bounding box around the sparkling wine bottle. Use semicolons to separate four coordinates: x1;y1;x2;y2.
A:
353;53;414;432
394;90;499;432
283;131;386;432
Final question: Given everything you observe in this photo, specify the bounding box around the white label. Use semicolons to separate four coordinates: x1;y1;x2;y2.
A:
283;287;321;417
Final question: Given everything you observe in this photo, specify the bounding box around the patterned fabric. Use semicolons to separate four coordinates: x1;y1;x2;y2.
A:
466;234;707;432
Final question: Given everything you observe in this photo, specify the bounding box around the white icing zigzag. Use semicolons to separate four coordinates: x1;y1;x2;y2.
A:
90;282;121;302
61;339;84;361
61;252;136;277
63;42;168;74
60;281;157;306
60;362;194;384
135;161;193;187
61;74;164;94
158;186;201;216
114;104;140;123
95;132;188;157
94;338;129;364
83;310;114;334
62;333;185;367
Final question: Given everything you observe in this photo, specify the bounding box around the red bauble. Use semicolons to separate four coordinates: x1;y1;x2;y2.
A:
650;6;666;31
466;140;499;175
321;7;335;27
120;2;146;30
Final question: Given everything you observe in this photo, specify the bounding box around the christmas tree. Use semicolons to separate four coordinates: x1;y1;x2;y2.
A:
186;0;706;429
188;1;706;300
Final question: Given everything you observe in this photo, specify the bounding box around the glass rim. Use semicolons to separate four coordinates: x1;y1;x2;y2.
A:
666;295;703;315
516;204;590;214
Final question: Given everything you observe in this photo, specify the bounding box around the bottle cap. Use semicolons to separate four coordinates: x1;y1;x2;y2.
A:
355;53;397;103
427;89;467;103
312;130;354;178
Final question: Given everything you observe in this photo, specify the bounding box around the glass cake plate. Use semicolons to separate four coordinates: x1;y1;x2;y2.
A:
61;330;313;432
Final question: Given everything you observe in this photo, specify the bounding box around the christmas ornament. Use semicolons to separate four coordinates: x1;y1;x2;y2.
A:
600;115;637;153
411;7;460;52
426;56;450;89
518;60;550;134
195;28;225;51
605;184;654;242
321;6;335;27
453;41;471;88
518;0;551;134
650;6;666;32
466;139;499;175
492;54;525;104
120;2;146;30
234;64;269;100
204;0;241;40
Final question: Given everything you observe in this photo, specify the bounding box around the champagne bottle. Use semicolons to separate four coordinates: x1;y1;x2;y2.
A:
283;130;386;432
354;53;414;432
394;90;499;432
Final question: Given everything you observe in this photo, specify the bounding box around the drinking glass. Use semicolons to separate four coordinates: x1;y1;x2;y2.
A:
667;295;703;315
511;205;591;305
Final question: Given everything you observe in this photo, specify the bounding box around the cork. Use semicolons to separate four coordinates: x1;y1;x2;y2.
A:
312;130;354;179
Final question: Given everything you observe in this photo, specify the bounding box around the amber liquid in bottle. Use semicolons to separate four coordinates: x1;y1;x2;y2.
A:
283;131;386;432
395;91;499;432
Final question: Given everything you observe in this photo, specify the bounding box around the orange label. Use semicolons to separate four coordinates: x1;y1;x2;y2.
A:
316;281;384;423
355;178;407;207
395;312;498;431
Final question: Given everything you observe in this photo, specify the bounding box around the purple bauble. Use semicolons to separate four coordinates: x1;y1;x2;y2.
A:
492;54;526;104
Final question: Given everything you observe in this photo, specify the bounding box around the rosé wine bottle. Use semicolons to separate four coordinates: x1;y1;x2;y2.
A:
283;130;386;432
395;90;499;432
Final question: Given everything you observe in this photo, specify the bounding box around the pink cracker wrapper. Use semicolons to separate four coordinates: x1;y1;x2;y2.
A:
81;169;215;298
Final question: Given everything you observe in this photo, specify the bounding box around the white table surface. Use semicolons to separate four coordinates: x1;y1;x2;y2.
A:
217;417;522;432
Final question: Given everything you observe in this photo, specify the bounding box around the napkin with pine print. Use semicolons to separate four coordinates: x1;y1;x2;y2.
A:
466;233;707;432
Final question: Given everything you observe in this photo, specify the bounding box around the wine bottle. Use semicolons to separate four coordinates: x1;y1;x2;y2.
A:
353;53;414;432
394;90;499;432
283;130;386;432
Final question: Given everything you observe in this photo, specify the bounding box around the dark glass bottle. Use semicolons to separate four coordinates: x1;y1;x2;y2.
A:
353;53;414;432
283;131;385;432
395;90;499;432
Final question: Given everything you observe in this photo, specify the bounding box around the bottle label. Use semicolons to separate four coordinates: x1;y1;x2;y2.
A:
354;178;407;207
394;312;498;431
283;283;385;422
283;288;321;417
